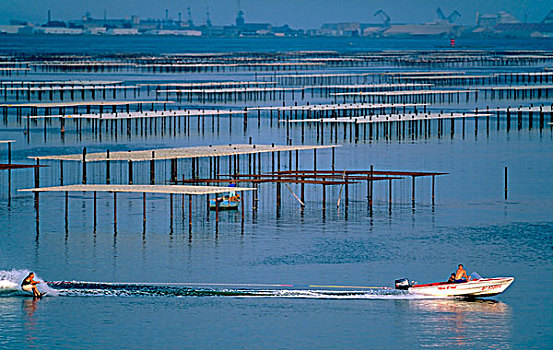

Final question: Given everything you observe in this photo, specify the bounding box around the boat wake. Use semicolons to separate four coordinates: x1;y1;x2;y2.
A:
0;269;434;300
46;281;432;299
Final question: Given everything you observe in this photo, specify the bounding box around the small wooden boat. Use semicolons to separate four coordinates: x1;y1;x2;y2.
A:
210;193;240;210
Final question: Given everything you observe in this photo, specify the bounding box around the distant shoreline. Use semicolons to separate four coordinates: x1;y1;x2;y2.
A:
1;35;552;55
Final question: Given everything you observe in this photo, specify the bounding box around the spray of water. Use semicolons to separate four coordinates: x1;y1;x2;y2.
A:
0;269;58;297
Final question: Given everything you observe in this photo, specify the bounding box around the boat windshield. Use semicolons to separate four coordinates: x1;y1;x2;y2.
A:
470;272;482;280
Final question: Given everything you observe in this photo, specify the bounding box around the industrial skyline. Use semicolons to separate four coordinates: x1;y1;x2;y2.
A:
0;0;550;28
2;3;553;39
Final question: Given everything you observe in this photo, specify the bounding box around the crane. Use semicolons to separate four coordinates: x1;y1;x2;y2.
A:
374;10;390;27
187;7;194;27
436;8;461;23
447;10;461;23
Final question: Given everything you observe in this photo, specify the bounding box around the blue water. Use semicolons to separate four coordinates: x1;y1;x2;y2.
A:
1;35;553;54
0;36;553;349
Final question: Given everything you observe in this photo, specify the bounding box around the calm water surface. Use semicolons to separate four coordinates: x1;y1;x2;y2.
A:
0;36;552;349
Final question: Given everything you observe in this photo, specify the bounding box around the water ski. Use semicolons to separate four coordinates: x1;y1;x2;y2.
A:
24;291;46;298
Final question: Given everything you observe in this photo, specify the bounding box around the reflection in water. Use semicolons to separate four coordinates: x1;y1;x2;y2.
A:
401;299;512;348
22;299;39;347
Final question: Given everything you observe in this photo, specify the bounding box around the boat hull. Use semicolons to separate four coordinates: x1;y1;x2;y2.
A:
409;277;514;297
209;199;239;210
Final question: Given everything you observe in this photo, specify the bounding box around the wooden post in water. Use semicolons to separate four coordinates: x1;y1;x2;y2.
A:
64;191;69;229
322;182;326;211
368;165;373;209
150;151;155;184
504;166;508;200
59;159;64;185
82;147;87;184
388;179;392;212
411;176;416;207
431;175;435;206
169;193;173;227
34;158;40;210
345;175;349;208
252;183;257;211
128;160;133;184
241;190;245;223
276;181;281;210
171;158;177;183
188;195;192;229
113;192;117;226
331;147;335;171
106;150;111;184
506;108;511;132
7;142;11;205
215;196;219;225
205;193;210;221
93;191;97;228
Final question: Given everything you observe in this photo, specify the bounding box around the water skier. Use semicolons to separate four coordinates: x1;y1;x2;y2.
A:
21;272;45;298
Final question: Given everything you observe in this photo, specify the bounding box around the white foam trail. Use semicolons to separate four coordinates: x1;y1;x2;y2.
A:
232;289;438;300
48;281;440;300
0;276;443;300
0;269;58;297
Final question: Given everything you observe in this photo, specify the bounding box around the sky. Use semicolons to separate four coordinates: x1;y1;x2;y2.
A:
0;0;552;28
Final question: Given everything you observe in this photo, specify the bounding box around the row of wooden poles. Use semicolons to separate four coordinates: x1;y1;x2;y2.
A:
29;171;444;237
3;86;140;101
22;52;553;73
0;69;28;76
20;110;245;143
157;84;427;103
41;144;327;188
391;73;553;86
176;169;444;212
337;87;553;105
9;105;553;146
34;189;243;237
4;83;553;105
2;101;169;121
164;88;303;103
390;56;553;67
284;110;553;144
29;144;442;212
33;62;325;73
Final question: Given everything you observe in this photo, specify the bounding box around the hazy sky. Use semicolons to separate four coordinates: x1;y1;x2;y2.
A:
1;0;551;27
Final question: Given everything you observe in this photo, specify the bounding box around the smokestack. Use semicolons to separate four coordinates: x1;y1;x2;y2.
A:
178;12;182;25
47;10;51;23
165;9;169;23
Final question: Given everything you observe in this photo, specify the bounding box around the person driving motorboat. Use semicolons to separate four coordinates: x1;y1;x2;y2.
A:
455;264;472;283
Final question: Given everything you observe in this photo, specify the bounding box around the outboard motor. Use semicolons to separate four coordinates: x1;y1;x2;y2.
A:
395;278;412;290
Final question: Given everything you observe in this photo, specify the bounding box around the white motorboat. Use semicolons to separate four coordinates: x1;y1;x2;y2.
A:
395;275;514;298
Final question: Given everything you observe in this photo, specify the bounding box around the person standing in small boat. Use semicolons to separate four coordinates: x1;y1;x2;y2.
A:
454;264;471;283
228;181;240;202
21;272;44;298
